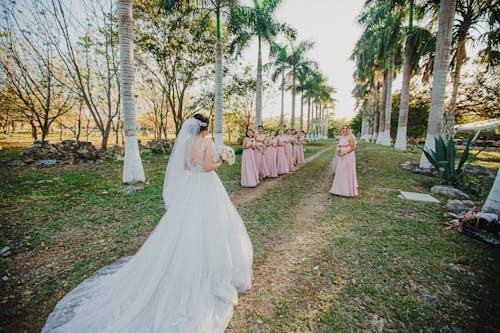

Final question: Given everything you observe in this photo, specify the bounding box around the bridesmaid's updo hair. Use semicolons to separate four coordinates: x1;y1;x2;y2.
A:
193;114;209;131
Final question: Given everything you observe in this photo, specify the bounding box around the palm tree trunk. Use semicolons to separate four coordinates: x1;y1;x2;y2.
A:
482;169;500;215
395;0;414;151
443;38;466;141
371;85;379;142
306;95;311;134
291;70;296;129
299;90;304;131
214;10;224;148
395;51;413;150
376;72;387;144
118;0;145;183
420;0;456;168
280;70;285;131
361;114;369;141
255;36;263;129
380;53;394;146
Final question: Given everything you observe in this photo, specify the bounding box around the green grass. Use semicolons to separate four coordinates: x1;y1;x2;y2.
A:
1;140;498;332
243;143;500;332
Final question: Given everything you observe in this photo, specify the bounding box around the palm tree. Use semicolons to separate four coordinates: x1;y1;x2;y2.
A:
229;0;293;129
442;0;498;140
355;0;403;146
118;0;145;183
268;42;290;131
394;0;435;150
296;65;319;132
284;39;317;130
420;0;456;168
190;0;239;147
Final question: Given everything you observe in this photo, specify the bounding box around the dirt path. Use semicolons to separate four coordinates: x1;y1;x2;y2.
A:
227;152;334;332
230;145;334;207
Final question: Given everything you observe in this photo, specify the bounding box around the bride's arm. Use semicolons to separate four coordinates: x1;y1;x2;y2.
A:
203;140;223;172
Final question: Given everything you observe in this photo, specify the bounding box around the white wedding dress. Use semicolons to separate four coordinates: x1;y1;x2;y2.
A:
42;119;253;332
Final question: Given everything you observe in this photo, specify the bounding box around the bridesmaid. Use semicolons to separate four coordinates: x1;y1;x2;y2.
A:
295;130;305;165
285;129;294;172
275;129;289;175
241;129;259;187
255;125;270;179
264;129;278;178
329;125;358;196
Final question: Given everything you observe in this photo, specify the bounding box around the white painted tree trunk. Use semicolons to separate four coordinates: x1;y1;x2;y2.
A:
118;0;145;183
361;115;369;141
376;73;387;144
255;37;262;129
291;72;296;129
420;0;456;168
379;54;394;146
394;48;413;151
214;37;223;148
482;168;500;215
280;71;285;131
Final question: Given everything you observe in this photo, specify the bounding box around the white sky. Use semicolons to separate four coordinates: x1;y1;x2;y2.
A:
241;0;365;121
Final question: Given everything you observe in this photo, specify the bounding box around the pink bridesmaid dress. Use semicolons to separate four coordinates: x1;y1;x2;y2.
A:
296;137;305;165
264;136;278;178
255;134;270;179
241;137;260;187
329;136;358;196
275;135;289;175
285;135;294;172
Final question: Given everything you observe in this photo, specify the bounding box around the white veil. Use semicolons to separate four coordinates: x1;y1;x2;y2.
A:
162;118;201;209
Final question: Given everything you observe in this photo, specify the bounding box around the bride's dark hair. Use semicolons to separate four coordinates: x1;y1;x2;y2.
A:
193;114;209;131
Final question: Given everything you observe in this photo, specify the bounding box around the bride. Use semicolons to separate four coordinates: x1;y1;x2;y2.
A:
42;114;253;332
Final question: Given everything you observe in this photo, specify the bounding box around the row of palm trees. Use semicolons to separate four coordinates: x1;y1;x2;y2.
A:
351;0;497;168
118;0;336;182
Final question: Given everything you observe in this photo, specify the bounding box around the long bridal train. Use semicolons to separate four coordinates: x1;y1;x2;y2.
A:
42;117;253;333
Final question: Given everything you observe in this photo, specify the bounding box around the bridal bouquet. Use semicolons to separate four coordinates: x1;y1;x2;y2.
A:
218;145;236;165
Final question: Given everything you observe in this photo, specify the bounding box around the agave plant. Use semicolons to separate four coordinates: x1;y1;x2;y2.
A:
421;131;483;185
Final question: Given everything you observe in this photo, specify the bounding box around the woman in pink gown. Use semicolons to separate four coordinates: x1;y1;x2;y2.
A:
255;125;270;179
275;129;289;175
285;129;294;172
330;125;358;196
241;129;260;187
295;130;305;165
264;129;278;178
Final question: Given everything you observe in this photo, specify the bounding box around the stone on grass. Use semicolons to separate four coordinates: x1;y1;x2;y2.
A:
398;191;441;203
120;186;144;194
421;292;439;303
430;185;469;199
370;317;385;333
445;199;476;214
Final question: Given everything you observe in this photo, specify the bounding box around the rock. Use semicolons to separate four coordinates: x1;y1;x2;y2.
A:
14;140;101;166
0;246;10;255
370;317;385;333
400;161;436;175
450;325;464;333
421;292;439;303
142;139;173;154
120;186;144;194
7;160;24;167
445;199;476;214
34;160;61;167
476;212;498;223
114;154;124;161
431;185;469;199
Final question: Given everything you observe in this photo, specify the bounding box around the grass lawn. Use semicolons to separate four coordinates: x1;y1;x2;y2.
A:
1;139;499;332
